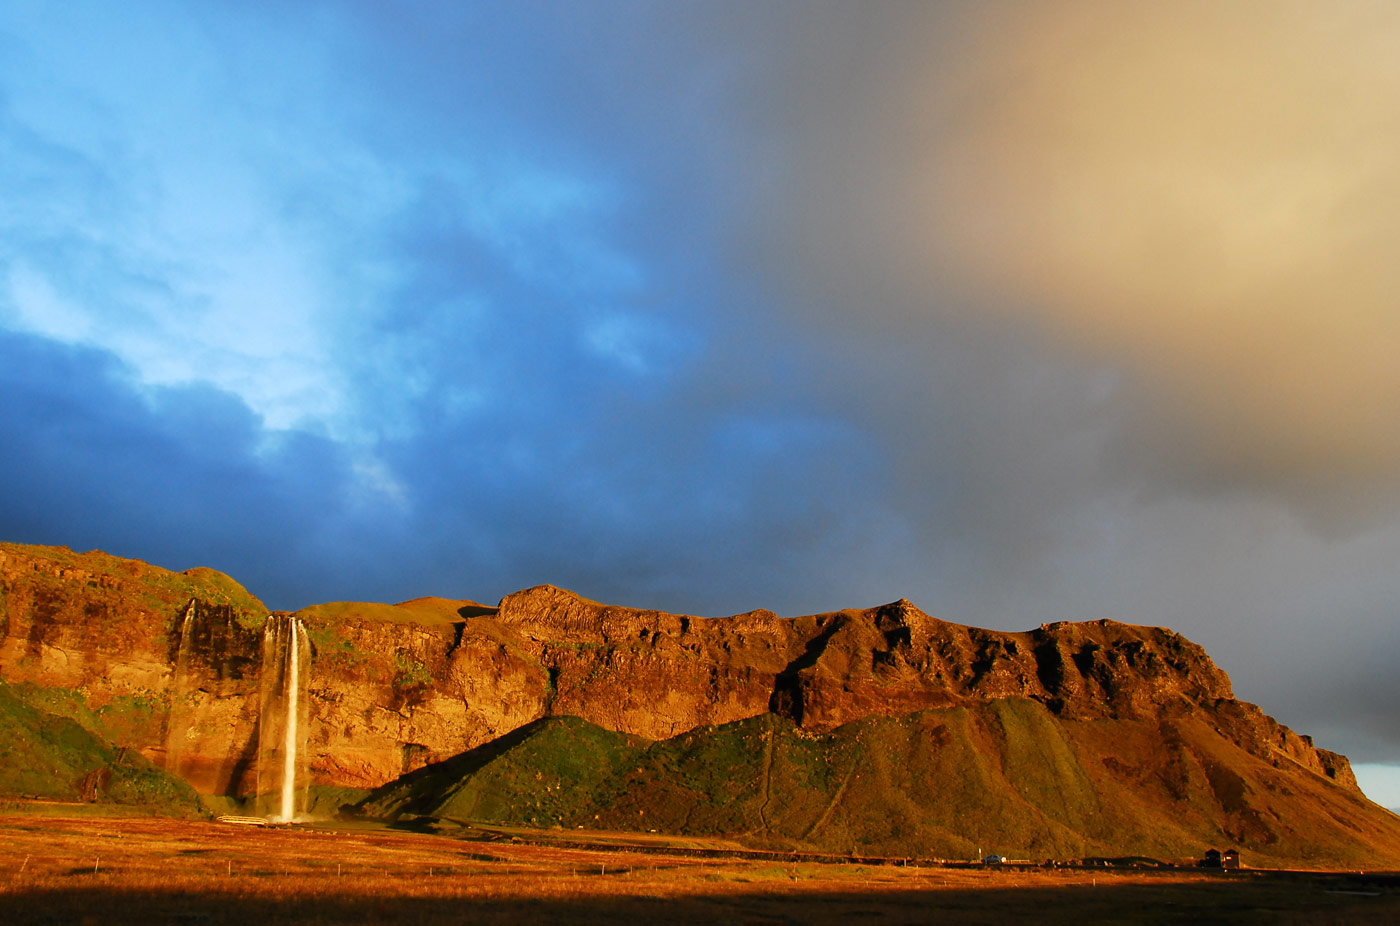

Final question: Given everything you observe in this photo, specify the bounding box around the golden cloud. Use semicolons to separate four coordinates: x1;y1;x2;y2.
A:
917;0;1400;484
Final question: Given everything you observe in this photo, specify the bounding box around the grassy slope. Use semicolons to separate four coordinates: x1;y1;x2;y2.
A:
294;598;492;629
6;682;171;752
0;679;202;815
0;542;270;655
0;542;269;612
363;717;647;826
362;703;1400;869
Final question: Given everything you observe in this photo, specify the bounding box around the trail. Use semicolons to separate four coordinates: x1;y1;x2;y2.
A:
802;762;857;841
757;721;774;833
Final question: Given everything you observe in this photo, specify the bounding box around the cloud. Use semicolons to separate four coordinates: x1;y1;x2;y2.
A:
2;0;1399;768
0;330;369;603
650;0;1400;758
735;0;1400;521
942;2;1400;510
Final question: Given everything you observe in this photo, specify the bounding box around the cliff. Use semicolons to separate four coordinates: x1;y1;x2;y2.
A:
0;541;1390;865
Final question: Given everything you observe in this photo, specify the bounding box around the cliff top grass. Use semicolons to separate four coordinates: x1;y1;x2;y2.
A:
294;597;492;629
0;542;268;629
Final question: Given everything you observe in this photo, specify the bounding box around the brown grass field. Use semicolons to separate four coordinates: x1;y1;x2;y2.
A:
0;811;1397;924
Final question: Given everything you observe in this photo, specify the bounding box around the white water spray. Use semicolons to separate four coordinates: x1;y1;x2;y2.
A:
280;618;303;822
258;615;308;822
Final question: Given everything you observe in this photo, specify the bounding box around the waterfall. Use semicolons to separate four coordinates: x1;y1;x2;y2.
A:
280;618;302;822
258;615;309;822
163;600;199;776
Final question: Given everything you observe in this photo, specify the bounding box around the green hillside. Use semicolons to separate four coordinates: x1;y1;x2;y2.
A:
366;716;646;825
0;679;202;816
361;702;1400;869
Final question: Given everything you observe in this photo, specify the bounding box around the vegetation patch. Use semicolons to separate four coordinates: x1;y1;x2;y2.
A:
296;599;475;629
357;702;1400;868
7;683;169;749
0;679;202;816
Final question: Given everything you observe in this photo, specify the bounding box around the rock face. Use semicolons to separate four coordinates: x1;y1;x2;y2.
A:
0;542;1361;806
447;585;1355;791
0;545;268;796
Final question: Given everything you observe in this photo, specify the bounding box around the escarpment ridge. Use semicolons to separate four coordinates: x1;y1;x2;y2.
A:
1;541;1396;866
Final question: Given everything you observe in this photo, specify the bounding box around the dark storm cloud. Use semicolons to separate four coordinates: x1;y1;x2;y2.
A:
0;330;368;605
347;174;908;614
650;0;1400;766
3;0;1399;798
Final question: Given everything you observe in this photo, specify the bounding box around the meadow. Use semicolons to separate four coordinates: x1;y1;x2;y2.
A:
0;810;1396;924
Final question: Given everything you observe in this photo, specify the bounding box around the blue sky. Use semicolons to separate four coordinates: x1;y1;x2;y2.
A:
3;1;1399;805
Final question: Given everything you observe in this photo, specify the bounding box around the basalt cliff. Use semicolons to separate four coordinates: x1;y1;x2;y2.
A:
3;541;1398;866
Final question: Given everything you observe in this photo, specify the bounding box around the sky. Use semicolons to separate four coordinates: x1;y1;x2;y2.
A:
2;1;1398;805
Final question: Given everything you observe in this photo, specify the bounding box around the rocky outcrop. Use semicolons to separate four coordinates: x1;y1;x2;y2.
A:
0;544;268;796
0;543;1361;801
469;586;1245;747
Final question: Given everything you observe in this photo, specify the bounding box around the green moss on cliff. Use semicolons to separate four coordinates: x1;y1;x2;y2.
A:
392;650;435;691
173;567;268;626
7;683;169;750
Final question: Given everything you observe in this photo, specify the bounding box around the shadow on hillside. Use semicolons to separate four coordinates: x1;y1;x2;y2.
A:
7;879;1400;925
769;617;845;723
352;718;557;818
